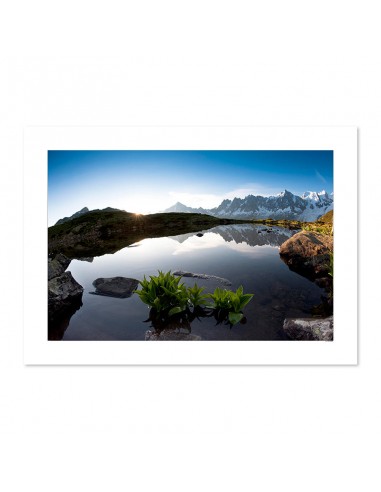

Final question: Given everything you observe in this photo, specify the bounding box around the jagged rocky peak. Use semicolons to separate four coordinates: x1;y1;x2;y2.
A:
277;189;292;197
220;198;231;205
55;207;90;225
164;201;194;213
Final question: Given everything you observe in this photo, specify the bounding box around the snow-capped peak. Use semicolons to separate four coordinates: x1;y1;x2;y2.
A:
302;191;317;200
276;189;291;197
302;190;331;201
318;190;328;197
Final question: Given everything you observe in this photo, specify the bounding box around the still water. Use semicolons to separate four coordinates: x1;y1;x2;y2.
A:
57;224;326;341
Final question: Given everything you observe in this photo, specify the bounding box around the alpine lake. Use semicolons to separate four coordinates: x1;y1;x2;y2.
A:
49;223;329;341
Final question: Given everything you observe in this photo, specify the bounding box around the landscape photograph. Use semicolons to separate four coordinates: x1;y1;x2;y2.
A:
48;150;334;342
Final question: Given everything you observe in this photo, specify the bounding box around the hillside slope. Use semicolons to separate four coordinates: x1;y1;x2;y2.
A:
48;209;245;258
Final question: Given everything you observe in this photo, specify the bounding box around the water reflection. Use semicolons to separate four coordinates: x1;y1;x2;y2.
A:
48;296;83;340
170;224;297;249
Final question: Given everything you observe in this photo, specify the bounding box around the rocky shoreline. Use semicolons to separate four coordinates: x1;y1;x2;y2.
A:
278;229;333;340
283;316;333;341
48;253;84;340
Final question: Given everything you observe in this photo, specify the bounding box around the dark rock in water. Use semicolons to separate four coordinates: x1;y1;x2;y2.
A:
145;329;202;341
90;277;139;298
77;257;94;263
48;271;84;318
279;231;333;279
173;270;231;286
48;253;84;334
48;253;71;280
196;233;204;237
314;276;332;291
283;316;333;341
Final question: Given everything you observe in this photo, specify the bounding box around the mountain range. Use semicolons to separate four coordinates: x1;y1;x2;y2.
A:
164;190;333;221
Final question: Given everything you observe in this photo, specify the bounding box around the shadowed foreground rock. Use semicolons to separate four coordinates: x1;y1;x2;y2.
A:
48;253;71;280
48;254;83;330
90;277;139;298
145;329;202;341
283;316;333;341
279;231;333;279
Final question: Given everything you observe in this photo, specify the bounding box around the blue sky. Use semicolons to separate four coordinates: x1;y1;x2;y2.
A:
48;150;333;225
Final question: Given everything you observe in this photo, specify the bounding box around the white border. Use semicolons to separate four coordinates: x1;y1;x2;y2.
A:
23;127;357;365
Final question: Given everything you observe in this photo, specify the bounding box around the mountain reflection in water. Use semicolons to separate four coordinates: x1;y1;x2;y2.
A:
169;224;298;248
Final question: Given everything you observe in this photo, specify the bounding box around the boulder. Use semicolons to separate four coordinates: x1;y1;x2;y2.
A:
48;253;71;280
90;276;139;298
283;316;333;341
279;231;333;279
48;271;84;319
145;329;202;341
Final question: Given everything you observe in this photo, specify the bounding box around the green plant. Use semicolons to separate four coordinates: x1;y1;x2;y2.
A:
210;285;254;325
209;287;232;310
187;283;211;309
135;270;189;316
136;271;254;326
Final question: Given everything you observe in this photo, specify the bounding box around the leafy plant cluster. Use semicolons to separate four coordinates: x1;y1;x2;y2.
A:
209;286;253;325
135;270;253;326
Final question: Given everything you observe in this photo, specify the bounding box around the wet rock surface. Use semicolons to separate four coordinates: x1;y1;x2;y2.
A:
283;316;333;341
48;254;84;339
279;231;333;279
145;329;202;341
173;270;232;286
48;253;71;280
90;276;139;298
48;254;84;342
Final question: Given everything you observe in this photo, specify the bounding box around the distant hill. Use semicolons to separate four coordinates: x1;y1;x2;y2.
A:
317;209;333;224
164;190;333;221
54;206;123;225
55;207;90;225
48;209;246;258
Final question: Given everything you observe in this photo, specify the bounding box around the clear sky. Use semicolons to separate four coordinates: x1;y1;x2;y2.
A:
48;150;333;225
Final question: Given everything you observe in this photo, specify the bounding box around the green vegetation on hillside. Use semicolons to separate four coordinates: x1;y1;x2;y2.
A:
48;209;248;258
318;209;333;223
252;210;333;236
252;218;302;229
